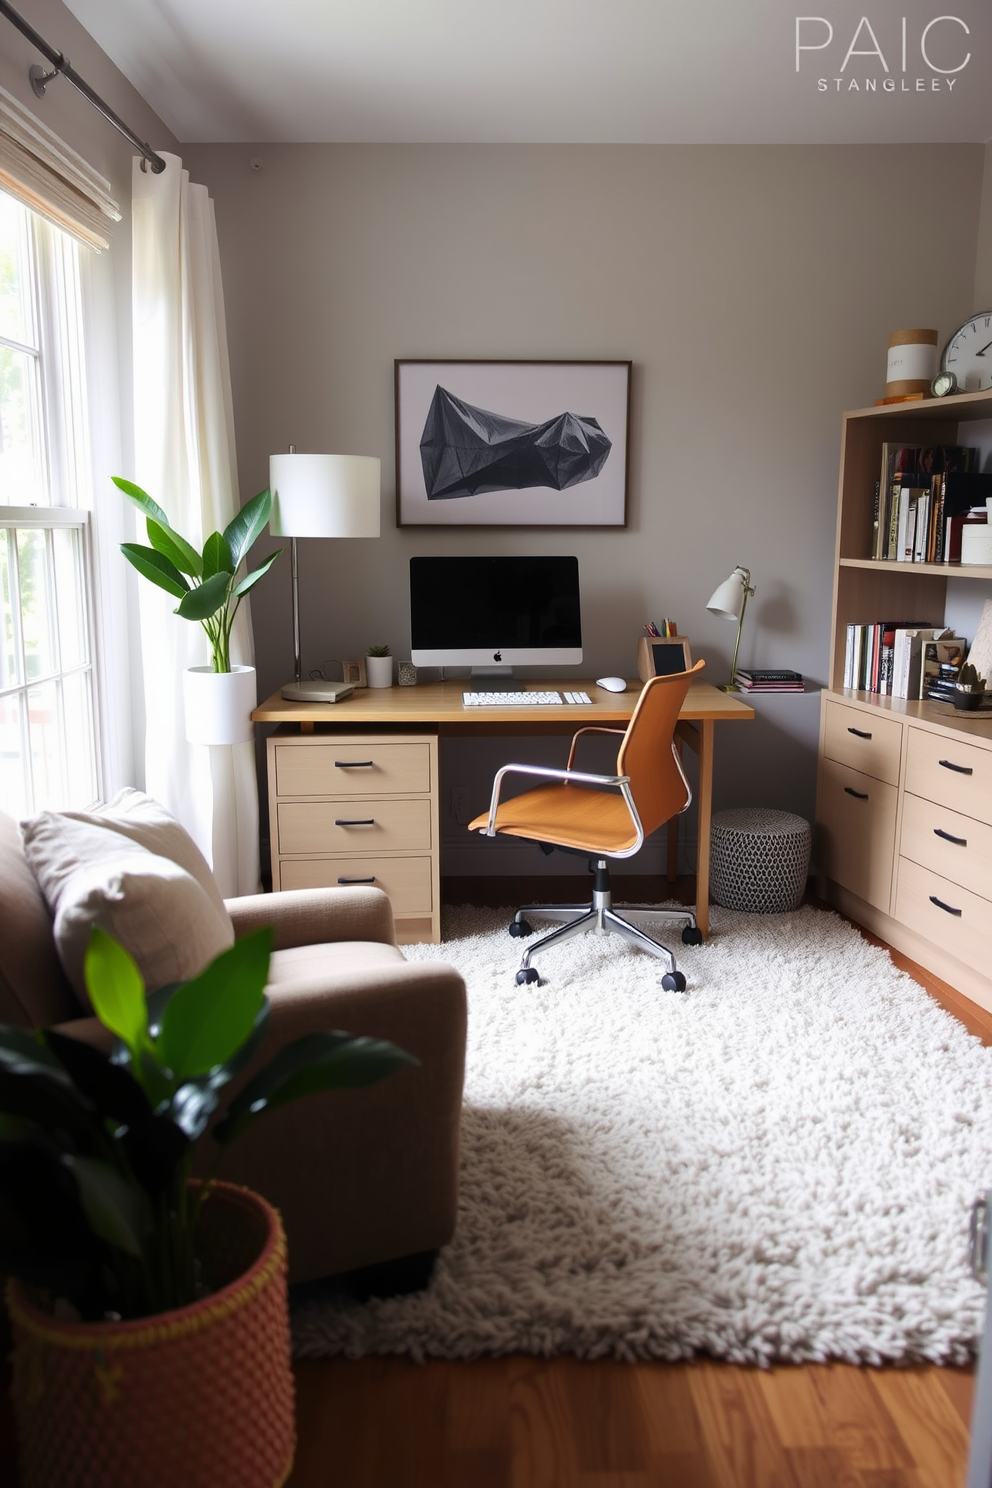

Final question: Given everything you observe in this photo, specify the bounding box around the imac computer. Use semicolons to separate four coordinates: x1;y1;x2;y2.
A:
409;555;582;686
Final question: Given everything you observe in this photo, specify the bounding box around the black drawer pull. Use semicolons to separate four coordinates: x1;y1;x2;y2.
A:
338;876;376;885
334;759;374;768
939;759;974;776
334;818;375;826
929;894;962;917
847;726;872;739
844;786;869;800
934;827;968;846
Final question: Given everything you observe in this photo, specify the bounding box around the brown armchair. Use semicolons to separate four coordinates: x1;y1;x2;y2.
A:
0;812;466;1286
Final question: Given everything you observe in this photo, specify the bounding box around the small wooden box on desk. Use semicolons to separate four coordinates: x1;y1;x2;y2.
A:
815;388;992;1012
266;726;441;945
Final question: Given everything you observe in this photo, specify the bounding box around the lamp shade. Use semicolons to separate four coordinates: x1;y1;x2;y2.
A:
269;453;381;538
706;568;747;620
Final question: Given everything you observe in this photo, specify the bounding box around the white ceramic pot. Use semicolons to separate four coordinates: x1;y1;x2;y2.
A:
183;665;256;745
366;655;393;688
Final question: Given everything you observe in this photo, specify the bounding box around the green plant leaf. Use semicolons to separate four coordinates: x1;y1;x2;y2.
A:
84;928;149;1062
43;1029;152;1127
171;1000;271;1140
233;549;283;597
120;543;189;599
223;487;271;571
202;531;234;580
156;929;272;1081
175;569;231;623
0;1059;99;1142
214;1030;416;1145
146;517;202;578
0;1026;62;1070
63;1155;144;1258
112;476;171;528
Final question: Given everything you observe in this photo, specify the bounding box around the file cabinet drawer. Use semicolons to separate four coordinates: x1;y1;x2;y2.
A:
900;791;992;900
277;855;434;915
816;757;898;911
273;741;432;798
277;798;432;856
823;700;902;786
894;856;992;978
904;728;992;825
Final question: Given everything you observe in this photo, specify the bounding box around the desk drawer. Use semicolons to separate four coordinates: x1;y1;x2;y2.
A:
277;855;433;914
822;699;902;785
277;798;432;856
900;791;992;899
904;728;992;825
273;741;432;798
816;758;898;911
894;856;992;978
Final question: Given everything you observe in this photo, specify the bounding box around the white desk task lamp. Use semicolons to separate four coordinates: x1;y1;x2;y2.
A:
706;565;755;692
269;449;381;702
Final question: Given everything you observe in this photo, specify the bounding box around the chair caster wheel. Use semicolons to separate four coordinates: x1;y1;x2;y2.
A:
509;919;532;938
681;925;704;946
661;971;687;993
516;967;540;985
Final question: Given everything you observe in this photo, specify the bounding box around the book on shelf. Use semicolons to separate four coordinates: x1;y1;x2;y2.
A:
874;444;980;560
844;620;934;694
891;626;951;699
734;669;803;692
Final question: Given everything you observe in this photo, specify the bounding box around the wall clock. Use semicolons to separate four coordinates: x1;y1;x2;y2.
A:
941;312;992;392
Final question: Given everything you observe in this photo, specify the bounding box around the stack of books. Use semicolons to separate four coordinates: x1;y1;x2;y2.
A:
734;669;804;692
843;622;961;698
871;443;992;564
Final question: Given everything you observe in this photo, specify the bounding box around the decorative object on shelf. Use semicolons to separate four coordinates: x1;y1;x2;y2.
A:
1;925;413;1488
931;370;961;397
366;643;393;688
706;565;755;692
940;312;992;394
885;328;937;400
709;807;811;913
953;662;986;711
398;661;418;686
961;513;992;565
269;449;381;700
395;360;630;527
967;599;992;685
342;658;368;687
114;478;282;745
636;634;692;681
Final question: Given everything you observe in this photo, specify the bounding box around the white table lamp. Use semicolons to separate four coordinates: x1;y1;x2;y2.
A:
269;450;381;692
706;564;755;692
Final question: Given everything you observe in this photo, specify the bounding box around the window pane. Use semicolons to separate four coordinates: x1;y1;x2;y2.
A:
0;192;36;347
17;528;56;680
53;524;87;670
61;670;96;806
0;690;27;816
26;679;62;808
0;343;45;505
0;526;20;689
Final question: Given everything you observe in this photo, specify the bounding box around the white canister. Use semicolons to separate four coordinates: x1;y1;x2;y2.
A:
183;665;256;744
886;329;938;398
961;522;992;566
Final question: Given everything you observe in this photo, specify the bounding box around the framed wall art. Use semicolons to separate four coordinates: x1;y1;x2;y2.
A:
395;360;630;527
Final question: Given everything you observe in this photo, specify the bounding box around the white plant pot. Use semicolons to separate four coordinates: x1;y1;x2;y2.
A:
366;655;393;689
183;665;256;745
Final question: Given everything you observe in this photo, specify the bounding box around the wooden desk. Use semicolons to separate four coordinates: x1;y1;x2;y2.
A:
253;679;754;942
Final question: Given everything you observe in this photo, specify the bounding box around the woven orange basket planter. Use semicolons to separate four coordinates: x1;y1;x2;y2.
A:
7;1181;295;1488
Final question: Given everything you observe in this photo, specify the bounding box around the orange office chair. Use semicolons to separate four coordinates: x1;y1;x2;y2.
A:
468;661;706;992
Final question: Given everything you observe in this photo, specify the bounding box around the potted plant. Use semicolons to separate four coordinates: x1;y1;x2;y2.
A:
366;643;393;689
113;477;284;744
0;925;413;1488
954;661;987;711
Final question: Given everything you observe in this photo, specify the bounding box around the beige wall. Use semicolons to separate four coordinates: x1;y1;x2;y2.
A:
182;142;984;873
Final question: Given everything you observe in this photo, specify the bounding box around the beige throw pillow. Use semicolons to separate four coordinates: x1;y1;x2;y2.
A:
20;792;235;1004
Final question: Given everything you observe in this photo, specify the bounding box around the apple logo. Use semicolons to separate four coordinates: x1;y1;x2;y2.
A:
493;650;502;662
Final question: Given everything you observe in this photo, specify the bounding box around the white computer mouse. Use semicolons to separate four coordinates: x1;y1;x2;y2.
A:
596;676;627;693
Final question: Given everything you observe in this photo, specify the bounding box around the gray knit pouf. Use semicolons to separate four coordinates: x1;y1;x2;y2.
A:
710;807;812;913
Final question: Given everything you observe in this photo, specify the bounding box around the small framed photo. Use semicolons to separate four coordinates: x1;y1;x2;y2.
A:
637;636;692;681
395;359;630;527
342;659;367;688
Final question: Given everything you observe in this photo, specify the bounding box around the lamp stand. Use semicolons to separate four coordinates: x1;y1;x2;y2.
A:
720;572;753;692
289;535;302;684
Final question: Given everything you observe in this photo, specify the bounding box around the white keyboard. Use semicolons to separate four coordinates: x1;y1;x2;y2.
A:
461;690;592;707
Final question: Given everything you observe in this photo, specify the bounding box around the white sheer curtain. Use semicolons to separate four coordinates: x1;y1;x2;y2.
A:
130;152;259;897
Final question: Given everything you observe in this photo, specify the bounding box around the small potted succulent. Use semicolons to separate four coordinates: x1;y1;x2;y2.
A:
114;477;283;744
366;643;393;688
1;926;413;1488
953;661;987;711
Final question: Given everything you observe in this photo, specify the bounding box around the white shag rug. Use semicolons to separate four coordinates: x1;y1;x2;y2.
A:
292;903;992;1365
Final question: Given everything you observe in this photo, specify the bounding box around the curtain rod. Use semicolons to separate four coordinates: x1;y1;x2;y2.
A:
0;0;166;173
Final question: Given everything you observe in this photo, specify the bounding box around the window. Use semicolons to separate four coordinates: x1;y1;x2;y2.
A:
0;190;99;815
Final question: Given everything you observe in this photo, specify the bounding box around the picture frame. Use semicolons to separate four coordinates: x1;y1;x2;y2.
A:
637;636;693;682
395;359;631;527
342;658;367;688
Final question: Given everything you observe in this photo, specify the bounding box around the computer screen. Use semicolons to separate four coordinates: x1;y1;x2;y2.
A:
409;556;583;675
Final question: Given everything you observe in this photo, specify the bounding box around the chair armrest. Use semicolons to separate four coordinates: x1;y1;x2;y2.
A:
565;725;626;771
481;761;629;836
225;886;397;950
